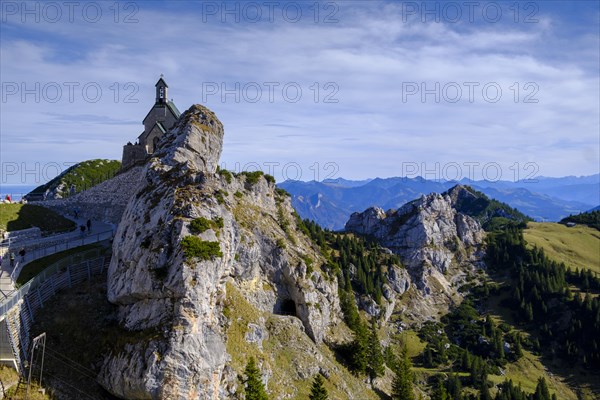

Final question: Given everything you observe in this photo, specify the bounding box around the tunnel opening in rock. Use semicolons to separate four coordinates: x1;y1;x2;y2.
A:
278;299;297;317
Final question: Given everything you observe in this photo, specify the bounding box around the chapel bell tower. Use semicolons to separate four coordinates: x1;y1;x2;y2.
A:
155;74;168;104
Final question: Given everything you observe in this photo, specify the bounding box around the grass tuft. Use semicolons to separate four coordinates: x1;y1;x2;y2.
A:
181;236;222;260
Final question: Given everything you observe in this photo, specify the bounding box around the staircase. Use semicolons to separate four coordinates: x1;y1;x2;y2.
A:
3;306;27;373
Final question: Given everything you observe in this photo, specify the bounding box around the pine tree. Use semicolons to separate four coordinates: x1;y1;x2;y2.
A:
514;335;523;358
424;345;434;368
384;346;397;370
367;320;385;379
309;374;328;400
447;372;463;400
479;380;492;400
461;350;472;371
431;376;448;400
533;377;551;400
525;303;534;322
437;340;448;364
351;322;369;374
243;357;269;400
391;346;414;400
494;332;505;360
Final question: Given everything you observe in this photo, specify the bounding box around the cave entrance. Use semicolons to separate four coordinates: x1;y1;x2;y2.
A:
279;299;297;317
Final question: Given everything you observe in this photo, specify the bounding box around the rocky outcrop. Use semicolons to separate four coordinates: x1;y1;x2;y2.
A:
346;187;486;320
35;165;144;224
99;105;342;399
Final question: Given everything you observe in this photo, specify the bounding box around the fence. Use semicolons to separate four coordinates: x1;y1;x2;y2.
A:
0;256;110;372
1;227;87;256
8;230;114;284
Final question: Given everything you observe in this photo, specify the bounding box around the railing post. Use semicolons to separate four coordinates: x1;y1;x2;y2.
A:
24;297;34;323
36;288;43;309
50;276;57;296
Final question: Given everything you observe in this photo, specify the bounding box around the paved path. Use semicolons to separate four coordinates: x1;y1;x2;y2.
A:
0;216;114;299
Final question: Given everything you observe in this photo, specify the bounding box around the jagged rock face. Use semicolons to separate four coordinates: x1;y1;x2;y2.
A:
154;106;224;173
346;189;485;319
100;105;341;399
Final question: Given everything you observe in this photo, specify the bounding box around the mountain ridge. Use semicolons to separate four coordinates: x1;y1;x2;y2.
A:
279;175;596;229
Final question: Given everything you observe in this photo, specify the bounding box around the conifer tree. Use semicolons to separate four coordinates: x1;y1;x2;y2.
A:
243;357;268;400
447;372;463;400
367;319;385;379
514;335;523;358
309;374;328;400
351;323;369;374
533;377;551;400
479;380;492;400
431;375;448;400
461;350;472;370
424;345;434;368
384;346;397;370
391;346;414;400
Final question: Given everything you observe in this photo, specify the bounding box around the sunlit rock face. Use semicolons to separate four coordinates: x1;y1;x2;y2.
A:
99;105;341;399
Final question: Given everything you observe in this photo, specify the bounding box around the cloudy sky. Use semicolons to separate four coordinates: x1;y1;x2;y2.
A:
1;1;598;185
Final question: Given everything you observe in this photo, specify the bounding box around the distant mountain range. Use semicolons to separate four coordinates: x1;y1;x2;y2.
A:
279;175;599;230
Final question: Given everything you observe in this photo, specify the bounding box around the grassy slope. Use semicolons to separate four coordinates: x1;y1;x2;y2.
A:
0;203;76;233
386;294;578;400
401;329;577;399
398;329;426;358
488;350;578;400
29;159;121;196
524;222;600;274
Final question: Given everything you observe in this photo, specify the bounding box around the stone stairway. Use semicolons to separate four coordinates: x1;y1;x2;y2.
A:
0;318;18;371
2;306;27;372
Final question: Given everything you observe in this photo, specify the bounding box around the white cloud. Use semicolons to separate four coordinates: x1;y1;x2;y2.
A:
0;1;598;184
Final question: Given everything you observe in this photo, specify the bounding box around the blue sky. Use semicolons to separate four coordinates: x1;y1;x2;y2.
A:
1;0;599;185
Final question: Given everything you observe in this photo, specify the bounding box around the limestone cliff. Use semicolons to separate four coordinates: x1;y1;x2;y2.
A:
99;105;360;399
345;187;486;321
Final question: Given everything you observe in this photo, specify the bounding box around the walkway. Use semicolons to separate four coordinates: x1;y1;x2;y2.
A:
0;218;114;299
0;256;110;373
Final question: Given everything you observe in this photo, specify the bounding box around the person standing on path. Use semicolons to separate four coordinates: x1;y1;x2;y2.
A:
9;252;15;267
86;219;91;231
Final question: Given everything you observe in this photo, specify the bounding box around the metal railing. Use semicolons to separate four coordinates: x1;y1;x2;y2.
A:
0;256;110;372
1;227;83;255
7;230;114;284
1;252;108;318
